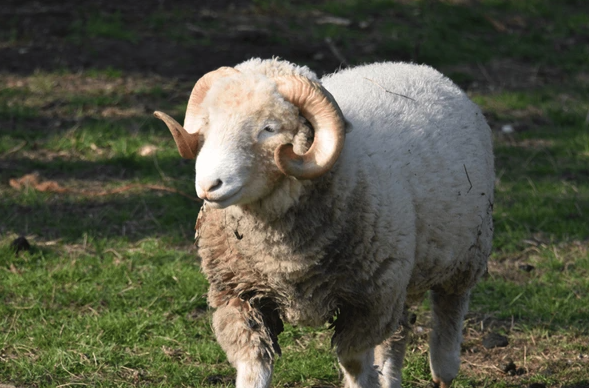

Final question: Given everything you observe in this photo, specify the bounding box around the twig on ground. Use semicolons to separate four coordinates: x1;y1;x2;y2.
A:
463;359;504;372
8;173;201;202
142;198;162;228
324;37;349;67
186;23;211;37
476;62;495;87
104;248;123;259
152;153;171;182
2;140;27;156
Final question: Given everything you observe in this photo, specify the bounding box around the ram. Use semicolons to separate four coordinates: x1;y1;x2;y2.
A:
154;58;494;388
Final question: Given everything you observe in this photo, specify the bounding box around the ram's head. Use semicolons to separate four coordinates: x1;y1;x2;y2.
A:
154;67;346;209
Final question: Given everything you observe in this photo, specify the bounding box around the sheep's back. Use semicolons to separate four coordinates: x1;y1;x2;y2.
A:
322;62;494;297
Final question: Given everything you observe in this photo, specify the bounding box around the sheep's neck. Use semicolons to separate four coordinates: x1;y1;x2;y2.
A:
234;175;315;222
223;168;359;265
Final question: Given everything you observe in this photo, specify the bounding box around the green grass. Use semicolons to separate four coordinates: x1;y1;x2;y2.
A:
1;0;589;387
476;89;589;250
70;12;138;43
293;0;589;75
1;240;222;387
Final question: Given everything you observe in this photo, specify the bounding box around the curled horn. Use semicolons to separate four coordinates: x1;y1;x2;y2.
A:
153;66;240;159
274;76;346;179
153;111;199;159
184;67;240;134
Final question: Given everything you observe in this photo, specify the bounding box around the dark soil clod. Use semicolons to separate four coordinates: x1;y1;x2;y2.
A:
519;263;535;272
205;374;235;385
528;383;546;388
482;332;509;349
409;312;417;325
501;359;517;373
186;307;208;321
10;236;31;255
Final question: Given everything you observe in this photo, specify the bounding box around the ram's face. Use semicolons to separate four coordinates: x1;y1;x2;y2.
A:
154;66;346;209
193;76;306;209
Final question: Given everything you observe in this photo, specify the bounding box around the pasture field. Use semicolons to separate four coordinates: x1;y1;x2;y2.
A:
1;0;588;387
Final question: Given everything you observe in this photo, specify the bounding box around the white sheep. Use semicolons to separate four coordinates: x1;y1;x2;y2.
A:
154;58;494;388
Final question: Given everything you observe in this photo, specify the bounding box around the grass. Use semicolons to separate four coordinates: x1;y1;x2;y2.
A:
1;0;589;387
1;240;221;387
70;12;139;43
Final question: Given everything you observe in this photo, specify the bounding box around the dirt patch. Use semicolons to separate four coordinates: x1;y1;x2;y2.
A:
448;59;567;92
461;325;589;387
403;309;589;387
0;72;186;125
2;0;579;96
0;0;340;78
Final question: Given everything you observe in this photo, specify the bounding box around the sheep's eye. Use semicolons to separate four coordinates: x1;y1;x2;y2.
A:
263;126;275;133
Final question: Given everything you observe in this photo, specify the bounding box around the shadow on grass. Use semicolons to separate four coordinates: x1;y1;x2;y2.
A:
563;382;589;388
1;0;587;79
0;190;201;244
0;152;195;182
1;151;200;244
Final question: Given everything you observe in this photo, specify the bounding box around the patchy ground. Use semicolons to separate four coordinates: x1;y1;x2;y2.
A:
0;0;340;77
1;0;588;387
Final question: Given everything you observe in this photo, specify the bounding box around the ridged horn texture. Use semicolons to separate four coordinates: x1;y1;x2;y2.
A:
153;111;199;159
273;76;347;180
184;67;240;134
153;67;239;159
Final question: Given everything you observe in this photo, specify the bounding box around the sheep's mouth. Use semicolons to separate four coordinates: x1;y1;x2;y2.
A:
204;187;243;209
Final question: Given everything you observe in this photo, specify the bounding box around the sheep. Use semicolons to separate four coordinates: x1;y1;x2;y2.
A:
154;58;494;388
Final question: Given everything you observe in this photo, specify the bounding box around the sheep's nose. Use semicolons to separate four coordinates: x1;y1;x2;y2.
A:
202;178;223;193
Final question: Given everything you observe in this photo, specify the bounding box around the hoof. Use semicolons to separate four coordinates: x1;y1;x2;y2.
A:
431;379;452;388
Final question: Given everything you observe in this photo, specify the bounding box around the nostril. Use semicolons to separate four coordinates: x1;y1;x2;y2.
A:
207;179;223;192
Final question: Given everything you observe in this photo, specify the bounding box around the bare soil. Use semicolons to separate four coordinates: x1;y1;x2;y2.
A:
0;0;343;78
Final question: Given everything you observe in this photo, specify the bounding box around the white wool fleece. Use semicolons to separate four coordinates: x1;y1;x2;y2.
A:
194;59;494;388
321;62;494;296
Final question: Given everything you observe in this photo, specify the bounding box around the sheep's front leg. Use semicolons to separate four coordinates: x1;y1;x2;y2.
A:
334;293;407;388
429;289;470;388
212;298;283;388
338;348;379;388
374;308;412;388
334;311;398;387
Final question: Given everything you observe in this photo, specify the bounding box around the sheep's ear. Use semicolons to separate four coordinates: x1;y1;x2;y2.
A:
154;111;199;159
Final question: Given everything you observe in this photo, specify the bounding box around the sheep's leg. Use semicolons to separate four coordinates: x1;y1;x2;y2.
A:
429;289;470;388
234;360;272;388
334;313;393;388
212;298;283;388
333;293;407;388
338;347;379;388
374;308;411;388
